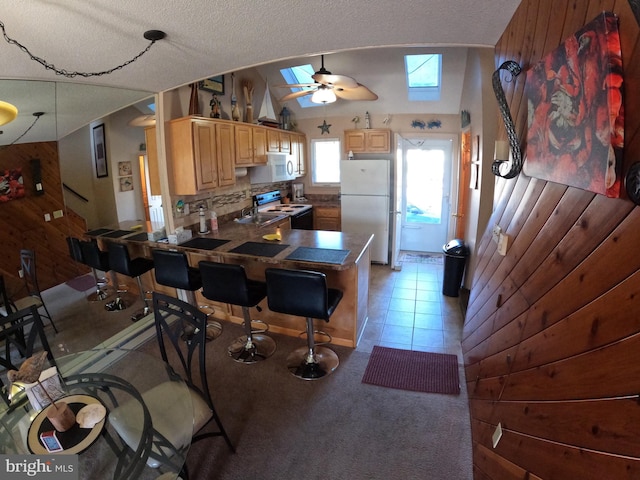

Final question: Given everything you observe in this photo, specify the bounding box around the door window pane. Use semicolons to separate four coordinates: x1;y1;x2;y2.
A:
405;148;444;224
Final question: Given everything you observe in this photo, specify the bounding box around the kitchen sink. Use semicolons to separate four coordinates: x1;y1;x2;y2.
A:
234;213;288;227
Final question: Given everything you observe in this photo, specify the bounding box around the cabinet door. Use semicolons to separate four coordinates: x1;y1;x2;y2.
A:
234;124;254;166
193;121;218;191
144;126;161;195
345;130;366;153
367;130;391;153
297;134;306;176
267;128;280;152
215;122;236;187
253;127;268;164
279;132;291;154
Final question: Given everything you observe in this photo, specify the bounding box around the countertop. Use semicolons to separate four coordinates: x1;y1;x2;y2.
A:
87;219;372;271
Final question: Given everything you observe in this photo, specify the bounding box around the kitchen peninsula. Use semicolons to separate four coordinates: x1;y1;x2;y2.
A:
86;221;373;348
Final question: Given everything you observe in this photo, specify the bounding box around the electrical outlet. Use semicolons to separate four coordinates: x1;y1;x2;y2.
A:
492;422;503;448
44;213;51;222
498;233;509;255
492;224;502;243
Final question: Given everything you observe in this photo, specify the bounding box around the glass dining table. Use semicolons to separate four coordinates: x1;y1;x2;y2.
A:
0;348;193;480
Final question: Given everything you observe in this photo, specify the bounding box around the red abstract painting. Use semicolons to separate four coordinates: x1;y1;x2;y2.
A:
0;168;25;202
524;12;624;197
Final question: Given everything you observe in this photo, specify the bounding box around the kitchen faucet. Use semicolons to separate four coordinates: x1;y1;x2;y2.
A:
241;206;258;218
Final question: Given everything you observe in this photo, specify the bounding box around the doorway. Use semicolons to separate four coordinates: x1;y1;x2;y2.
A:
399;136;453;253
138;153;164;226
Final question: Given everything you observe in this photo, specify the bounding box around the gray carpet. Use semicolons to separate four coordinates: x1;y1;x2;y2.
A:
137;326;472;480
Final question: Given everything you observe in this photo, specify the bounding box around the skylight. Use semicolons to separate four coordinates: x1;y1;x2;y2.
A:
280;64;319;108
404;54;442;101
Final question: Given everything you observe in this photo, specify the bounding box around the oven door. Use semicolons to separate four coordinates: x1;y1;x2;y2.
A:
290;208;313;230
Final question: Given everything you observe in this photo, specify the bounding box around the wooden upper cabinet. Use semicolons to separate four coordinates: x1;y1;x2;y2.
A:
144;126;161;196
344;128;391;153
279;131;291;154
235;124;267;166
266;128;292;153
168;116;236;195
291;132;306;177
215;122;236;187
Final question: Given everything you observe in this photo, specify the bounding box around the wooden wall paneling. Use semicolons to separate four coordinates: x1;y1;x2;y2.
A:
512;271;640;372
518;195;633;303
466;0;640;476
468;175;533;310
486;397;640;458
520;206;640;339
474;443;533;480
502;334;640;401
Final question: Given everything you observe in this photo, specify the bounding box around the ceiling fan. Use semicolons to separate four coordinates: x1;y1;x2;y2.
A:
277;55;378;104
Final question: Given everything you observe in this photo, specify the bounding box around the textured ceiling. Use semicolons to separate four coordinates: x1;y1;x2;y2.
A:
0;0;521;143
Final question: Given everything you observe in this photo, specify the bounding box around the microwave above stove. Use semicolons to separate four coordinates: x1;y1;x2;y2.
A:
249;153;296;184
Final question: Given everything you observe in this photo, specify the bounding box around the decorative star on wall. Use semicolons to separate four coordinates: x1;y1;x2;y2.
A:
318;120;331;134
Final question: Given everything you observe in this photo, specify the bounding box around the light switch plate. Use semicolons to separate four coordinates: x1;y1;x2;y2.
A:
498;233;509;255
492;224;502;243
492;422;503;448
44;213;51;222
53;209;63;219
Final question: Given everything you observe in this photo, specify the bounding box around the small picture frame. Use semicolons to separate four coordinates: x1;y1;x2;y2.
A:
118;161;132;177
199;75;225;95
93;124;108;178
119;176;134;192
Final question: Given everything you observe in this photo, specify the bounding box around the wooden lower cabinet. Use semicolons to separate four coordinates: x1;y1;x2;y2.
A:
314;206;341;231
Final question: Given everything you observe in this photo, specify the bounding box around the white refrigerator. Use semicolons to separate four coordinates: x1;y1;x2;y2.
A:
340;159;390;264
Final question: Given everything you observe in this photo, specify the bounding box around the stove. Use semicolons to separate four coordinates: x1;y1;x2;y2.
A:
255;190;313;229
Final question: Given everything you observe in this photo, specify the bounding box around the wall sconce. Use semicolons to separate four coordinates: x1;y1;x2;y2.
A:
492;61;523;179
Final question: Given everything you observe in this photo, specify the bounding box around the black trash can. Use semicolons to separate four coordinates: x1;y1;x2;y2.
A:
442;239;468;297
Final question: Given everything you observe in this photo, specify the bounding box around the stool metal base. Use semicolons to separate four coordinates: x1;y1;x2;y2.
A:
286;346;339;380
228;334;276;364
87;285;115;302
131;305;152;322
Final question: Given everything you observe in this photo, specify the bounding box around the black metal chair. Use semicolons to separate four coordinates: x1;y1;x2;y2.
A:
0;305;56;405
15;249;57;333
199;261;276;363
109;292;234;478
151;249;202;307
264;268;342;379
107;242;155;321
78;239;115;301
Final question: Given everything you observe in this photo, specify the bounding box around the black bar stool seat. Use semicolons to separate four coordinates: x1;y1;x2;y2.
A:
107;242;155;321
265;268;342;379
200;261;276;363
78;239;115;301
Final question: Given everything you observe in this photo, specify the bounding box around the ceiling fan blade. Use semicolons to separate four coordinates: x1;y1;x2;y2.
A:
334;84;378;101
312;73;358;89
274;83;319;88
280;90;314;102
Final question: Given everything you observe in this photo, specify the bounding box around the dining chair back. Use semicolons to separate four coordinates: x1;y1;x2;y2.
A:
0;275;16;316
110;292;234;478
0;305;56;404
14;250;57;333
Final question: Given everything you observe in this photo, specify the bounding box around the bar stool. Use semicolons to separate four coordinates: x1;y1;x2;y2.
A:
107;242;155;321
264;268;342;379
78;239;114;302
151;249;202;307
199;261;276;363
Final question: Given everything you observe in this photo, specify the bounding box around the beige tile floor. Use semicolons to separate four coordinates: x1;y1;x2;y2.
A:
357;256;466;360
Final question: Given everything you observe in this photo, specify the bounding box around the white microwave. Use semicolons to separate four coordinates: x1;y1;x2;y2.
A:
249;153;296;184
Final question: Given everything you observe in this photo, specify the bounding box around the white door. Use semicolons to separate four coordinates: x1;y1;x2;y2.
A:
399;137;453;252
390;133;404;270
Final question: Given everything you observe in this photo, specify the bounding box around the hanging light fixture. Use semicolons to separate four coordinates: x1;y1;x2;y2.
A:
311;85;337;104
0;20;166;78
0;101;18;126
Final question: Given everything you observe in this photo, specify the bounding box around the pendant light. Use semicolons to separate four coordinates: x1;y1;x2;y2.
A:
0;101;18;126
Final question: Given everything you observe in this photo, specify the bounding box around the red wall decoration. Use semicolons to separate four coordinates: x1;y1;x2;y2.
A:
0;168;25;202
524;12;624;198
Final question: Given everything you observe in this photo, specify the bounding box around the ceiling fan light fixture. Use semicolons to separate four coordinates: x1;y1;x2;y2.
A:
0;101;18;126
311;87;336;104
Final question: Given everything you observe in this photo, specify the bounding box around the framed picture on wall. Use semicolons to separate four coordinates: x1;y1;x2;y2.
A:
199;75;224;95
93;124;108;178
